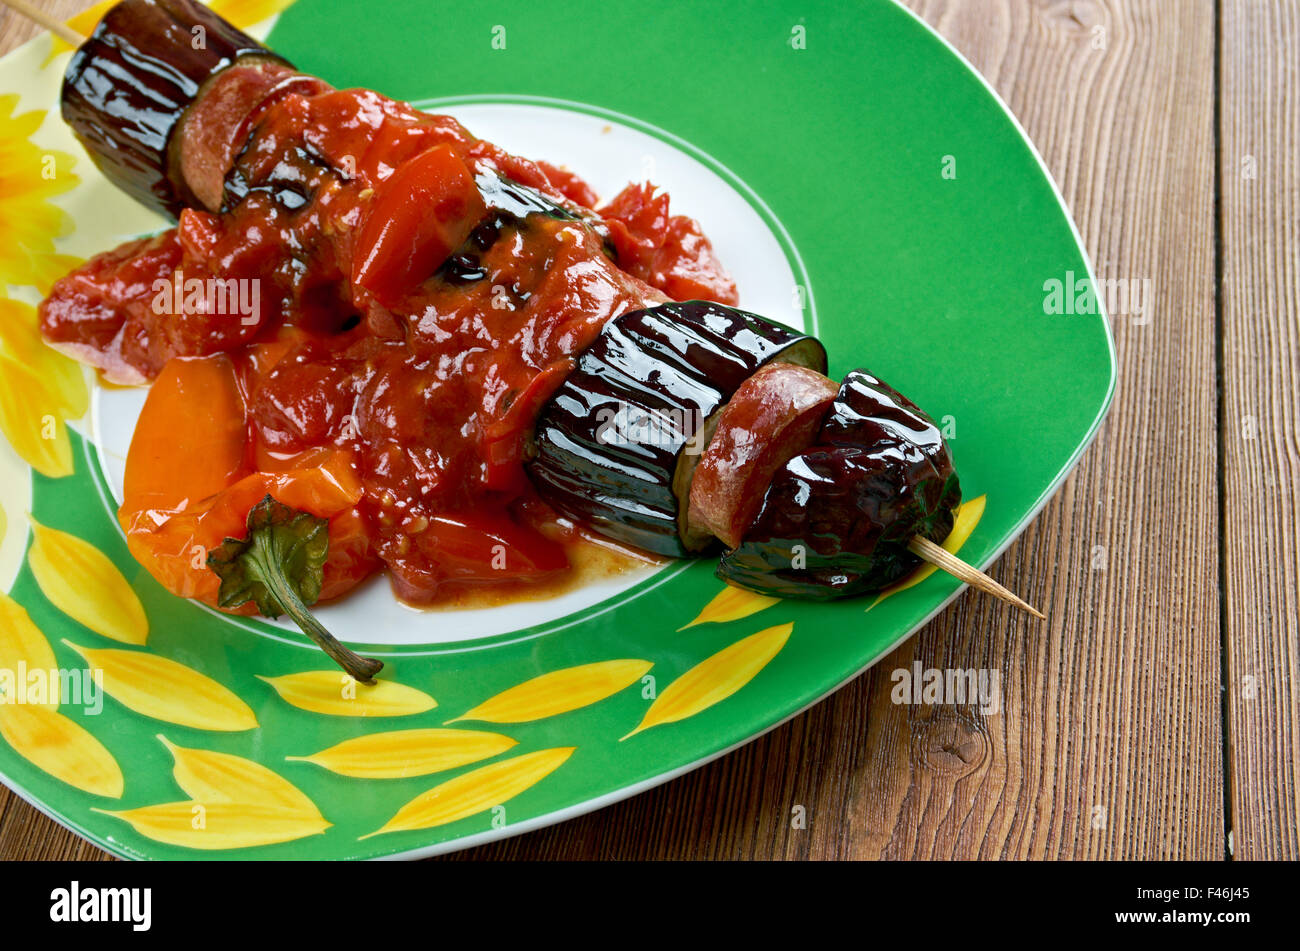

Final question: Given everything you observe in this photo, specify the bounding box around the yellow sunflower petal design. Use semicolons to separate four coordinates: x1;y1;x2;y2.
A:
0;95;79;292
868;495;988;610
0;591;60;706
679;586;780;630
0;704;123;798
64;641;257;732
211;0;300;28
0;296;88;419
448;659;653;725
27;518;148;645
623;622;794;740
47;0;299;61
0;358;73;478
94;802;330;850
363;746;576;839
288;728;517;779
159;735;322;816
258;671;435;717
91;735;329;850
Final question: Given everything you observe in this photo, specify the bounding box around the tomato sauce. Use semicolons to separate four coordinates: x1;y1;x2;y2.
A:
40;86;737;608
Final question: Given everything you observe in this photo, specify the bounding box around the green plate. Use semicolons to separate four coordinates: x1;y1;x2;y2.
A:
0;0;1114;859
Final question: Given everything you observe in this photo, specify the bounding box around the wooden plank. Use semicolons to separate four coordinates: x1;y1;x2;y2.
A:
0;0;1226;861
0;790;116;860
1220;0;1300;861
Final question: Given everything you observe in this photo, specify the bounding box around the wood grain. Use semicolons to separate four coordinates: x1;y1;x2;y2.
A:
0;0;1254;861
1220;0;1300;861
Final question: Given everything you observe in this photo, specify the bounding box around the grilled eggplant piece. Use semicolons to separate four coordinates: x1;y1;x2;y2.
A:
61;0;289;217
818;368;954;483
529;301;826;556
716;441;960;599
716;367;960;599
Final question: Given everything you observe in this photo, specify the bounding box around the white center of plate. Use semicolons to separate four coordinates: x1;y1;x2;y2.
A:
91;100;804;646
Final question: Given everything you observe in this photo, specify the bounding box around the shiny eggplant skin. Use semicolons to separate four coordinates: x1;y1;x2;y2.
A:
819;368;954;483
716;440;960;600
529;301;827;557
61;0;285;218
716;367;961;599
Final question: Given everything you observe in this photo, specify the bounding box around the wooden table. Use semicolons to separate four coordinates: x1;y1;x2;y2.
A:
1;0;1294;861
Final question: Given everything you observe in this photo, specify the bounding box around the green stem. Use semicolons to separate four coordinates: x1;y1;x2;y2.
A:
262;561;383;684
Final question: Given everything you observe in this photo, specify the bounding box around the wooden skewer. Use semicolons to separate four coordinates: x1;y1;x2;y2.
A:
908;534;1045;619
1;0;87;46
908;535;1046;619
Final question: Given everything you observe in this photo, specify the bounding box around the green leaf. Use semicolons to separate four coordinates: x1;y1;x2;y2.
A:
208;495;382;683
209;495;328;617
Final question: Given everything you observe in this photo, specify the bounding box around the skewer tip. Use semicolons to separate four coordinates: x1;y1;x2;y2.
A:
908;534;1045;620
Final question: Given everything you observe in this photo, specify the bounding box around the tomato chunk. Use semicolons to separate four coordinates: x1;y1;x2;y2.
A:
688;362;839;548
351;145;486;307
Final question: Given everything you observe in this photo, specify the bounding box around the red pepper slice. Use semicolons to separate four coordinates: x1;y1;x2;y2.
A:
417;511;568;585
351;144;486;307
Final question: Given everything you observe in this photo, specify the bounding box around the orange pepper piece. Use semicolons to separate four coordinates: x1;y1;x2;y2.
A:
123;355;248;513
119;355;373;608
